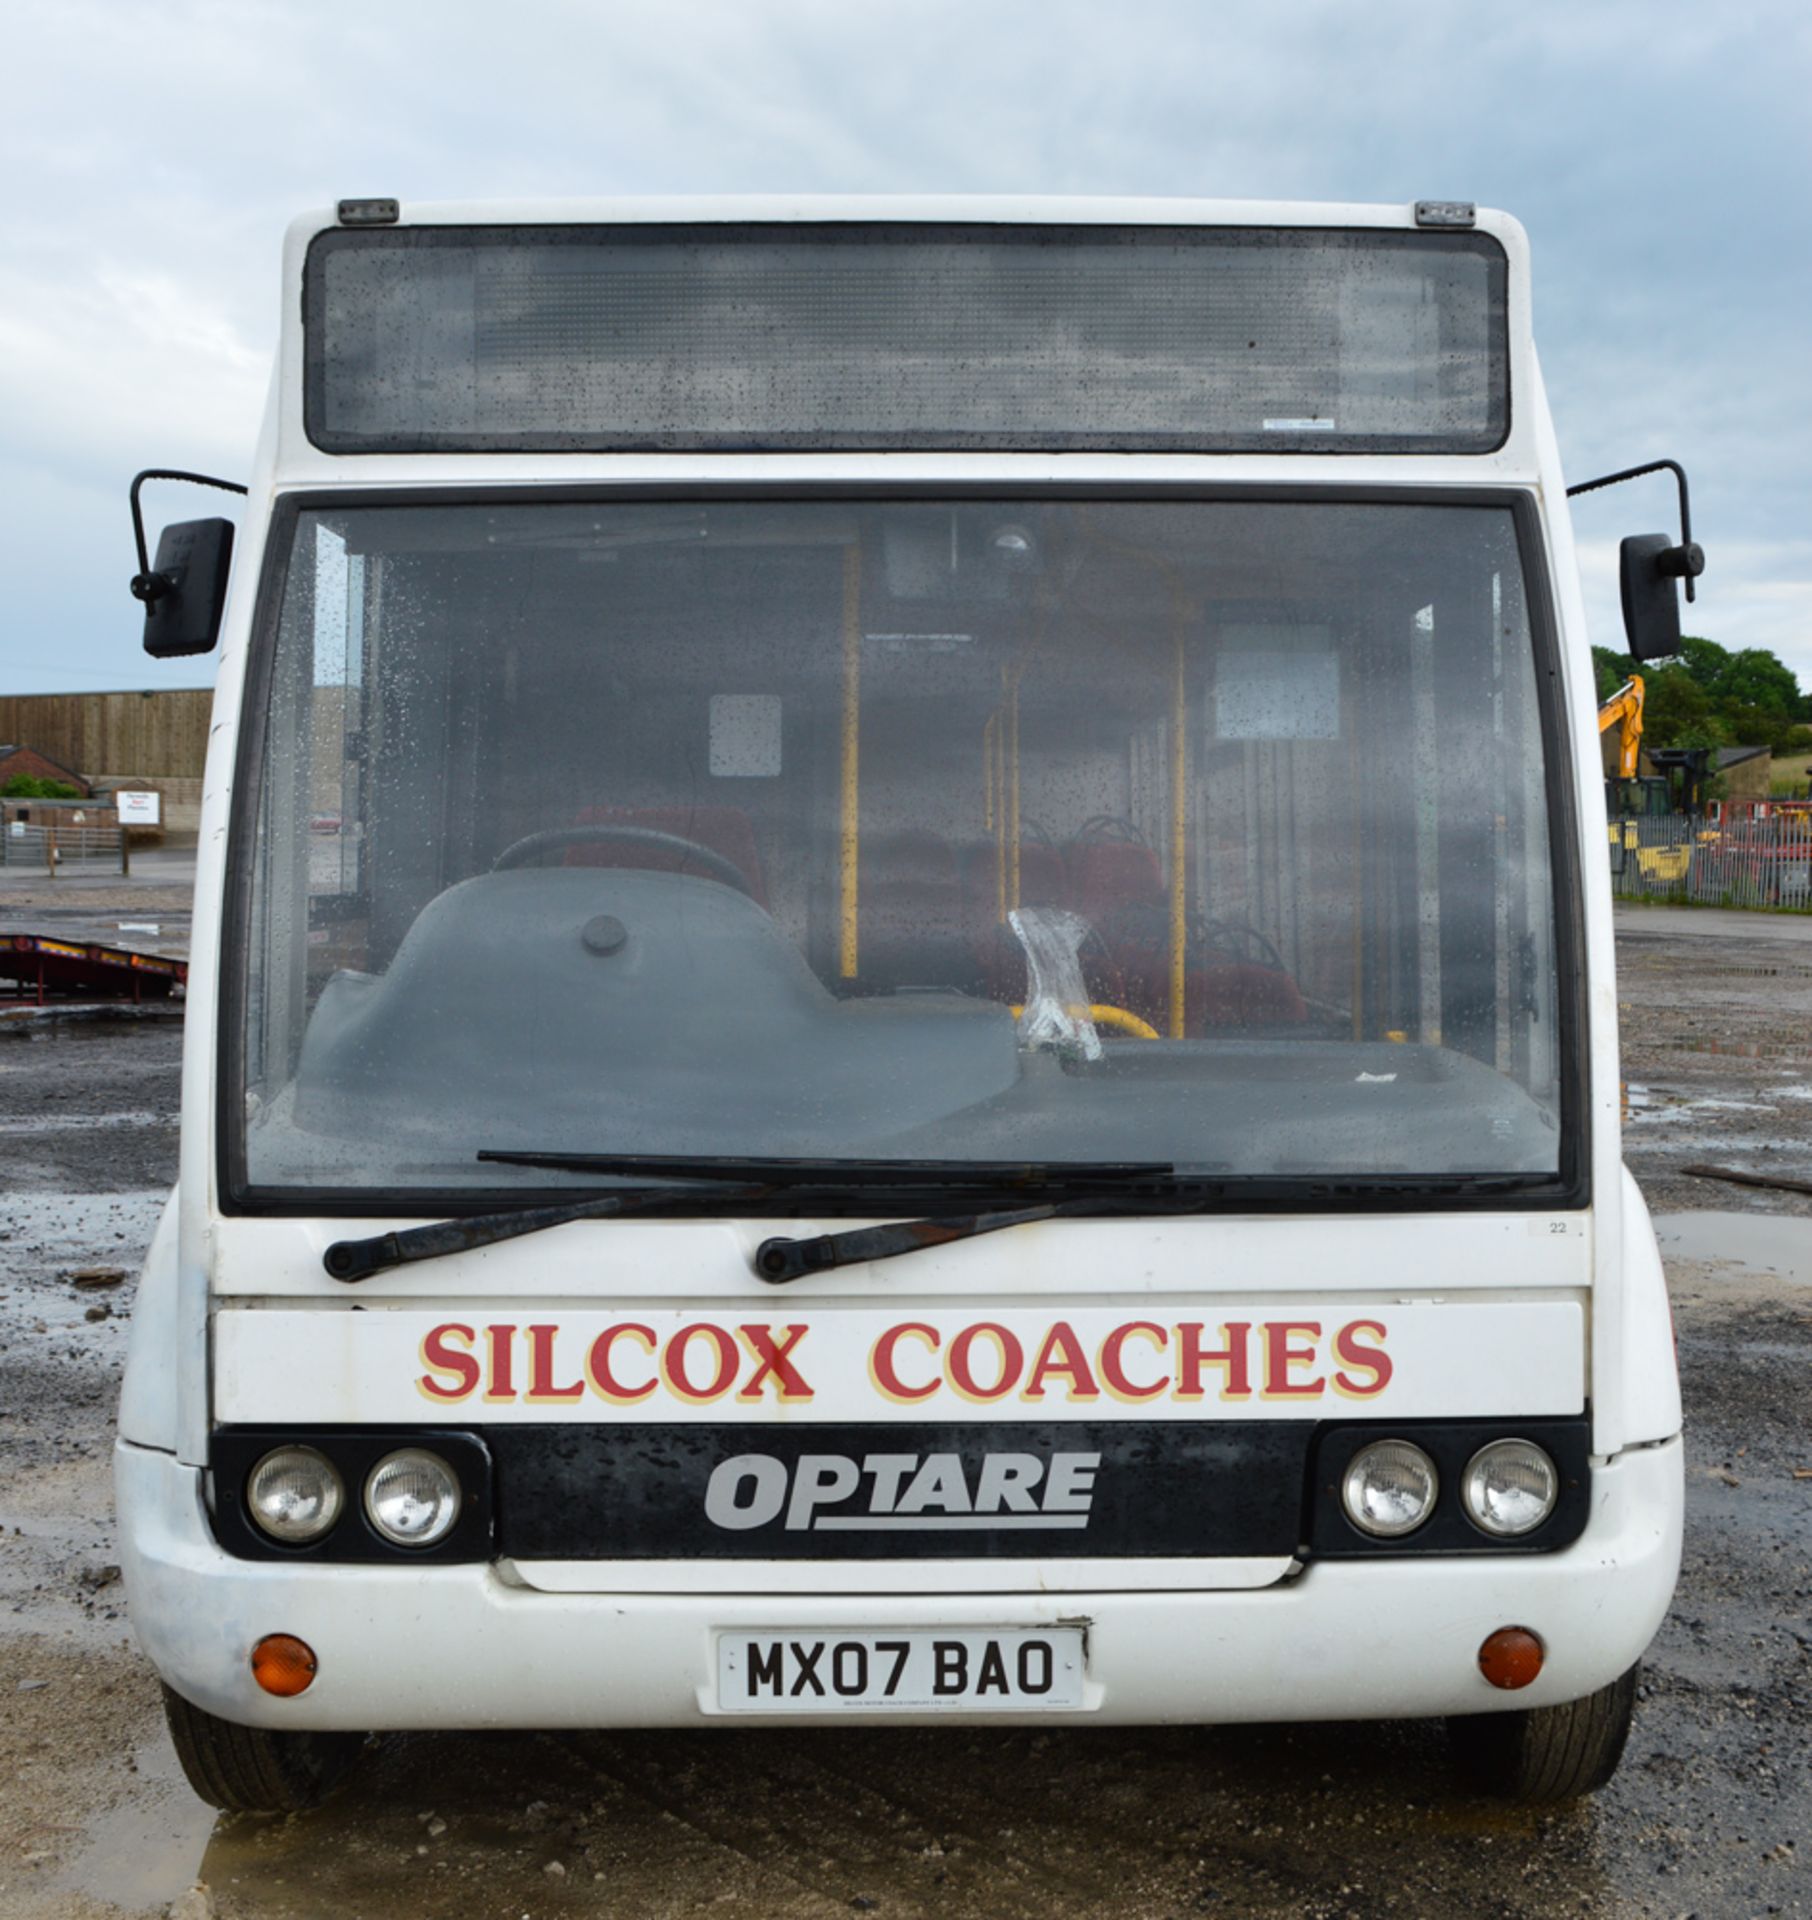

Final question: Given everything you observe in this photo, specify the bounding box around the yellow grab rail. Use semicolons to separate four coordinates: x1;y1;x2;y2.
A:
1008;1002;1161;1040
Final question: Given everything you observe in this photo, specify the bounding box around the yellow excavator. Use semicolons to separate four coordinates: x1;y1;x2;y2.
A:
1602;675;1653;867
1599;674;1646;784
1600;674;1699;881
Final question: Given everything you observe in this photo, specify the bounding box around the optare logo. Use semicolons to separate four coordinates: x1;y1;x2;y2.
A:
704;1450;1101;1534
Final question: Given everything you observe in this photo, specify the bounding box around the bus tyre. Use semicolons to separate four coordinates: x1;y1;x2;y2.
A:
1446;1664;1639;1803
161;1685;365;1813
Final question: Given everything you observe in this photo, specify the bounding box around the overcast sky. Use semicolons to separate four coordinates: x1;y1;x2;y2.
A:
1;0;1807;697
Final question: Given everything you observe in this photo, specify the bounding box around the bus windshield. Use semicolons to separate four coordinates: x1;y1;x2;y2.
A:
235;497;1566;1201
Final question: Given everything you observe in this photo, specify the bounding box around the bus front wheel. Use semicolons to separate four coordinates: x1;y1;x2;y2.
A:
1446;1664;1639;1802
162;1685;366;1813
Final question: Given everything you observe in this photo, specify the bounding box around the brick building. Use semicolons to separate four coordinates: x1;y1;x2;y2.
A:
0;744;91;795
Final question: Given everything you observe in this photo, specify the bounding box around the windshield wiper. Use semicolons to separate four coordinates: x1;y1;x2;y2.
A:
754;1201;1104;1283
326;1155;1178;1283
750;1170;1566;1282
323;1181;767;1282
476;1150;1171;1187
325;1156;1177;1283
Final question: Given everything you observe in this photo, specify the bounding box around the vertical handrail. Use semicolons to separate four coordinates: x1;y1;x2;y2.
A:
1006;668;1022;912
838;546;862;980
992;692;1008;924
1168;609;1189;1039
1350;722;1364;1041
982;713;996;834
990;714;1005;929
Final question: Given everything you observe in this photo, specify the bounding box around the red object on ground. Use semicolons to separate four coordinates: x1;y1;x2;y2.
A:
0;934;186;1004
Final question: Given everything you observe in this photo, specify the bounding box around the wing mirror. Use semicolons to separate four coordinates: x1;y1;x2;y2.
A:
127;469;248;658
1567;458;1706;663
1619;531;1704;663
136;518;237;658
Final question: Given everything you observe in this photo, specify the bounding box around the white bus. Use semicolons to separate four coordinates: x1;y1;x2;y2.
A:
119;197;1695;1813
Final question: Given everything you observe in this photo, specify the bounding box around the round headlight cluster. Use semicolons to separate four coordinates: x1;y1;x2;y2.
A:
1341;1439;1439;1538
364;1449;463;1547
247;1446;344;1544
246;1445;462;1549
1462;1438;1558;1537
1339;1435;1561;1542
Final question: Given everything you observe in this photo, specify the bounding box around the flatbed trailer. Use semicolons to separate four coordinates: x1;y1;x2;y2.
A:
0;932;186;1002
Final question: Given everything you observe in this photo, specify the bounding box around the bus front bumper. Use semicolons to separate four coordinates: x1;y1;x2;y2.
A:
117;1435;1682;1732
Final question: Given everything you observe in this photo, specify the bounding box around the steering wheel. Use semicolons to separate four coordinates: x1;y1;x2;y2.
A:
491;825;758;899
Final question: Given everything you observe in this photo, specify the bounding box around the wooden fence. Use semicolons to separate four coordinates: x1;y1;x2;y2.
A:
0;688;212;781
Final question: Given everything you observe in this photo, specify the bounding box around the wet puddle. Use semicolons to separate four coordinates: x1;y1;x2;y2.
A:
0;1007;183;1040
60;1732;214;1913
1622;1082;1779;1125
1653;1210;1812;1285
0;1108;171;1134
1669;1035;1812;1059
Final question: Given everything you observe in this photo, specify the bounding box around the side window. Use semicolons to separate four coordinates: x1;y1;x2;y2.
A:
247;520;364;1098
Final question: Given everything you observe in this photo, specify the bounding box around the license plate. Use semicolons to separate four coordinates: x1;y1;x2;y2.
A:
716;1628;1086;1712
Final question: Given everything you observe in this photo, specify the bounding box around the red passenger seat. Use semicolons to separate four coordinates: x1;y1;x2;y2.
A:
1066;839;1166;926
858;829;975;992
566;804;768;906
1193;962;1309;1030
1085;908;1311;1036
963;842;1074;1000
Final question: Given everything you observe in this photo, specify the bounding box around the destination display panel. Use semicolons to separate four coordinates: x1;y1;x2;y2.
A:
305;222;1509;455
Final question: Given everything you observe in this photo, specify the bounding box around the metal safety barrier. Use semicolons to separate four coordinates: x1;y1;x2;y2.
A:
1608;813;1812;912
0;822;130;875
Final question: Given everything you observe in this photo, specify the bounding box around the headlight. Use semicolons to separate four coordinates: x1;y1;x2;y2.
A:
364;1449;462;1548
247;1445;344;1544
1341;1438;1439;1538
1462;1439;1558;1537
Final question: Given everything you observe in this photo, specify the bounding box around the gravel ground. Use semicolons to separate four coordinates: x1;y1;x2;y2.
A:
1616;905;1812;1216
0;908;1807;1919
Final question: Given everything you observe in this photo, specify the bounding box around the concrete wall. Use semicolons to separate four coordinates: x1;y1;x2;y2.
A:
1722;751;1774;806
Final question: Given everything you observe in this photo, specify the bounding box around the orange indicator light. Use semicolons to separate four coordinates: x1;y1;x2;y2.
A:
251;1633;318;1697
1478;1626;1544;1690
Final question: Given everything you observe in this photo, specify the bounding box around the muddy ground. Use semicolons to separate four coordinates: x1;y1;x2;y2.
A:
0;905;1807;1919
1616;906;1812;1217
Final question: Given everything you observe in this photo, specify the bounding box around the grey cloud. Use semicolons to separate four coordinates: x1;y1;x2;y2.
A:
0;0;1805;693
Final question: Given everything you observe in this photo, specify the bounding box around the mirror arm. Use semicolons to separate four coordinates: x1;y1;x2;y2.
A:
1565;458;1704;602
129;468;248;606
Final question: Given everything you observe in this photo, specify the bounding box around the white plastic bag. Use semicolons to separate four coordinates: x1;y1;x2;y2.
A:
1008;906;1102;1062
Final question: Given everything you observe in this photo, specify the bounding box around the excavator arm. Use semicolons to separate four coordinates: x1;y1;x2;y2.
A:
1598;675;1646;782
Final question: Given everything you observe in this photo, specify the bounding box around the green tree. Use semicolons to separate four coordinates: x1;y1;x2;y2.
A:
1719;649;1801;717
1675;635;1730;690
1;774;83;799
1638;664;1720;748
1590;635;1810;748
1592;646;1634;703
